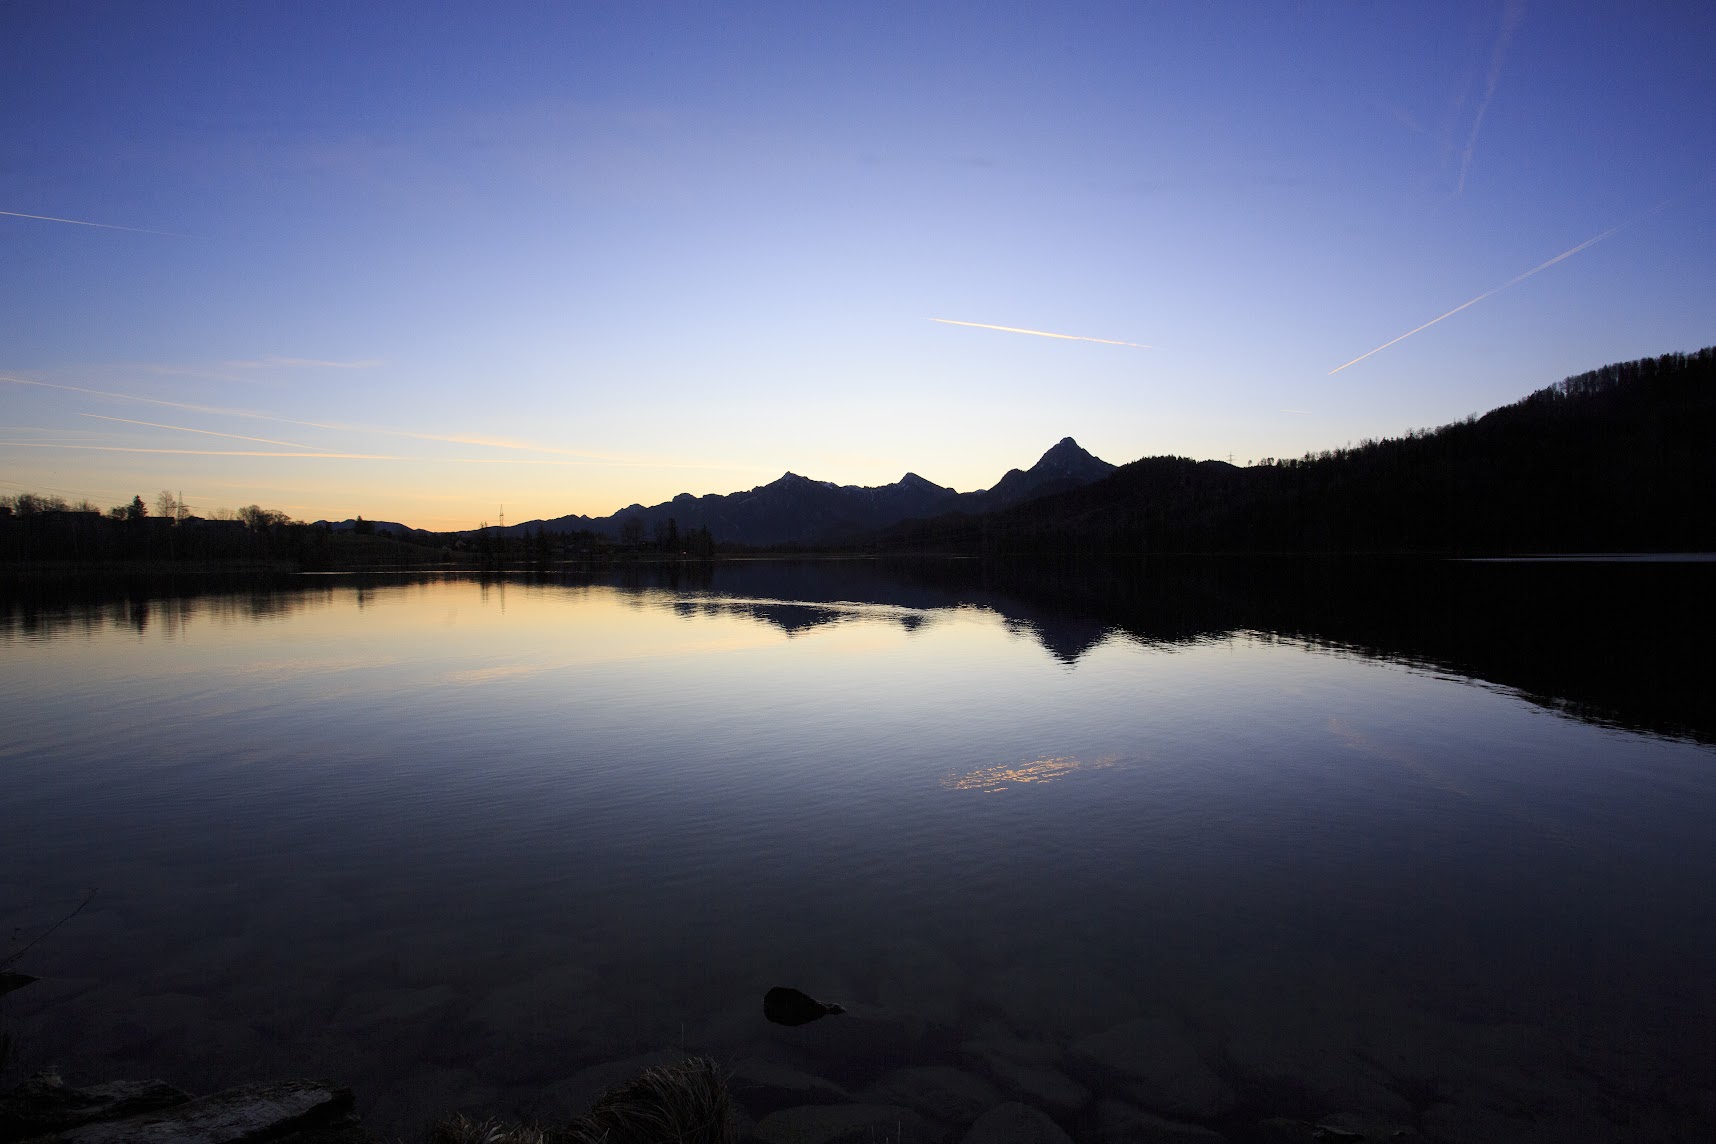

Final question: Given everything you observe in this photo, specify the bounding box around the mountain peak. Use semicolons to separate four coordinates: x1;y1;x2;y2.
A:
1040;436;1092;460
1032;437;1113;475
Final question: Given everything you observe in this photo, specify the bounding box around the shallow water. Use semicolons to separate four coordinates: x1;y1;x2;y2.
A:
1;561;1712;1140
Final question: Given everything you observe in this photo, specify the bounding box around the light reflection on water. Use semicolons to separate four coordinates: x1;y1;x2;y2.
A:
941;755;1121;792
1;569;1713;1140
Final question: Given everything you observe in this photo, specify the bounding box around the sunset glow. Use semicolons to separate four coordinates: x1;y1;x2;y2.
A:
2;5;1711;528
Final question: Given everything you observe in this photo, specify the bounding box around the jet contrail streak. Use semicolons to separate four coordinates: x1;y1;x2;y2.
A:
0;209;188;237
1328;182;1711;376
1328;225;1622;375
78;413;319;451
1457;0;1527;196
928;318;1152;348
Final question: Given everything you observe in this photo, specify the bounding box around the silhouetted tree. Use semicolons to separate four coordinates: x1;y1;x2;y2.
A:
239;505;288;530
154;490;188;522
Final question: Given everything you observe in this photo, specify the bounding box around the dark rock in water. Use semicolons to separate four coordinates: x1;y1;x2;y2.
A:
764;986;846;1027
0;971;38;997
49;1079;356;1143
0;1073;192;1138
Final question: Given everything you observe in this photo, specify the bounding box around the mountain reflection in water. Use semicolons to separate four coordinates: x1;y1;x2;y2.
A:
1;558;1712;1141
7;556;1708;743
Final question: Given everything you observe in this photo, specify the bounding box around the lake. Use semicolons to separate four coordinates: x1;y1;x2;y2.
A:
2;558;1712;1142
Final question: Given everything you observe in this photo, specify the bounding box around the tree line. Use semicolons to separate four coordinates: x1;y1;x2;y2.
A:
470;517;717;570
0;490;327;566
877;348;1716;556
3;491;722;571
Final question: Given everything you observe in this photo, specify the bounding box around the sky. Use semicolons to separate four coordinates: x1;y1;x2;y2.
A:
3;1;1713;530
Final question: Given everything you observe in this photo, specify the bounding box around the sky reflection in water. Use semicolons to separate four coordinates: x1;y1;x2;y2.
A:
1;570;1712;1138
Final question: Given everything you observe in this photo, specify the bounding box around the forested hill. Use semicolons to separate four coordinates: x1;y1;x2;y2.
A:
877;348;1716;556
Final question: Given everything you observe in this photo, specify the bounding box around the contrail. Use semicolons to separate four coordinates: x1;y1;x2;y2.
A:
1329;223;1622;375
1457;0;1527;196
1330;183;1713;375
928;318;1152;348
78;413;319;451
0;209;189;238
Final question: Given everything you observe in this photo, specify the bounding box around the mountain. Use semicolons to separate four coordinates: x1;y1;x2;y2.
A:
312;517;435;541
494;437;1116;547
880;348;1716;556
956;436;1118;513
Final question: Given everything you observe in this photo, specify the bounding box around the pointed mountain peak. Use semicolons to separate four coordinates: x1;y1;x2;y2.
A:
1032;437;1114;475
1040;436;1091;460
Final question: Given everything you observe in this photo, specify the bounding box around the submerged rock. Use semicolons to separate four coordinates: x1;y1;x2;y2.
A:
764;987;847;1027
727;1058;851;1115
974;1059;1089;1115
45;1079;356;1143
781;1002;932;1068
1069;1018;1233;1120
1094;1100;1227;1143
960;1102;1072;1144
856;1066;1001;1126
959;1040;1089;1113
1223;1032;1411;1121
0;1073;191;1139
753;1102;936;1144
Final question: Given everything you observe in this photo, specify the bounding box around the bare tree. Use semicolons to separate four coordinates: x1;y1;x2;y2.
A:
154;490;187;522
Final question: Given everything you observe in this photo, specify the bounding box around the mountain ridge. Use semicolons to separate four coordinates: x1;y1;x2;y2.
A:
482;436;1116;547
877;347;1716;556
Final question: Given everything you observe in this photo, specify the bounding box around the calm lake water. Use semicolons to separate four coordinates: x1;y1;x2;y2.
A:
2;560;1712;1142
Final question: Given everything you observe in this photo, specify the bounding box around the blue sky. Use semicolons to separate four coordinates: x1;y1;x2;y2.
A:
4;1;1713;528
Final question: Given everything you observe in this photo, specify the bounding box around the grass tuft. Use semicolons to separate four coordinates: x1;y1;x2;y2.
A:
566;1056;735;1144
